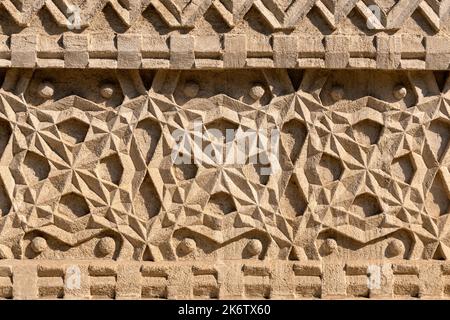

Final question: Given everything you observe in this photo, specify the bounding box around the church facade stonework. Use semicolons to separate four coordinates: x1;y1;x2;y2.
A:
0;0;450;299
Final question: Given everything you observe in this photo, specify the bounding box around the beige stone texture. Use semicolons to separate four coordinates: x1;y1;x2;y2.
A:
0;0;450;300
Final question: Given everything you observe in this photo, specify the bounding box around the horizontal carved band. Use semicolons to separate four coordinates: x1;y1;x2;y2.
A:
0;0;448;31
0;68;449;265
2;0;450;300
1;260;450;299
0;1;449;70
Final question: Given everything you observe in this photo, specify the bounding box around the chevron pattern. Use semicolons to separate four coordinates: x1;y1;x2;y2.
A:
0;0;449;31
1;260;450;299
1;0;450;302
0;68;450;264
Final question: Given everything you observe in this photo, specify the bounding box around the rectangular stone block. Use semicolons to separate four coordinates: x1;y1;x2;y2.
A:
170;35;194;69
273;35;298;68
223;34;247;68
419;264;443;298
116;264;142;299
118;34;142;69
194;35;221;58
64;264;91;299
426;36;450;70
63;34;89;68
376;36;402;69
325;36;350;68
13;265;38;299
88;33;117;59
322;263;346;298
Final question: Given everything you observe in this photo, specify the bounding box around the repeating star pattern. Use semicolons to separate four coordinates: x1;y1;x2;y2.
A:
0;69;449;262
0;0;443;31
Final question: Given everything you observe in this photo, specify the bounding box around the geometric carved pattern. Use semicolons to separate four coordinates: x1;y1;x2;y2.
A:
2;0;450;300
0;1;450;70
0;68;449;267
0;0;447;31
1;260;450;299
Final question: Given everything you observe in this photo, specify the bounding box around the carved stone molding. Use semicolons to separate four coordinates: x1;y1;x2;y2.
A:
1;0;450;300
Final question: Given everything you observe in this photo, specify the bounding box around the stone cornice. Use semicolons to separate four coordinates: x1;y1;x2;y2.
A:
0;0;449;70
0;33;448;70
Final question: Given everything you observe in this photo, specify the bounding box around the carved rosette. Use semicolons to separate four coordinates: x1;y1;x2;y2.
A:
0;0;450;299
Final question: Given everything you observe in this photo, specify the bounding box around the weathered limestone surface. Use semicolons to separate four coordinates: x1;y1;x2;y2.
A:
0;0;449;69
0;0;450;299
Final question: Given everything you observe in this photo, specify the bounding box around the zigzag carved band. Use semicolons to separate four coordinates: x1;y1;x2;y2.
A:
2;0;450;301
1;33;450;70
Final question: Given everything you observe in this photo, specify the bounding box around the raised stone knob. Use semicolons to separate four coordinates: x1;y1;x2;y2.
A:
249;84;265;100
31;237;47;253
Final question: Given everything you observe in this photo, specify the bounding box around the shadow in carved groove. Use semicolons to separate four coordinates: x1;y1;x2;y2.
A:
57;118;89;145
318;153;343;184
203;6;233;33
103;3;130;34
351;193;382;217
281;119;307;164
59;193;90;220
428;119;450;162
135;118;162;164
135;174;161;220
98;154;123;185
434;71;450;92
391;154;415;184
174;163;198;181
426;173;450;218
0;179;10;216
206;192;236;216
23;152;50;184
0;118;11;158
353;119;382;146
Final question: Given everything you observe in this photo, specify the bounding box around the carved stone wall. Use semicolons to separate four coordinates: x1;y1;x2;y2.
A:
0;0;450;299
